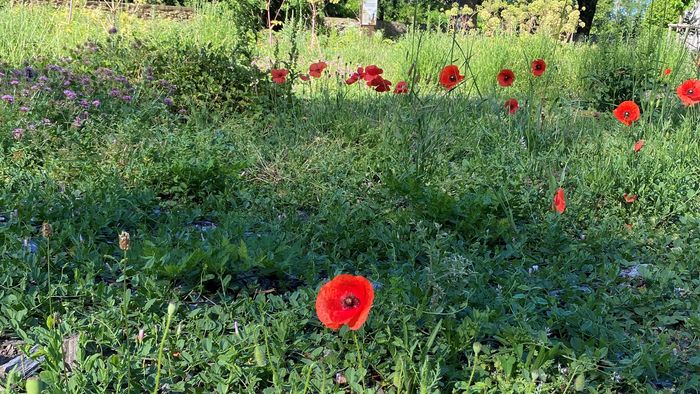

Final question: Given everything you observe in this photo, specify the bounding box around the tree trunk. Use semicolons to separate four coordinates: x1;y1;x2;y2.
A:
576;0;598;37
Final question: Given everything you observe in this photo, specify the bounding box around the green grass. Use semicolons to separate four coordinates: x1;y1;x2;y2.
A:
1;4;700;393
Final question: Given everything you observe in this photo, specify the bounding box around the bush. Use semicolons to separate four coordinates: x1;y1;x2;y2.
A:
148;41;267;112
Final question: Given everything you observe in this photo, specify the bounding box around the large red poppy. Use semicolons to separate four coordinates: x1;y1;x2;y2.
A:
613;101;640;126
370;76;392;92
676;79;700;106
394;81;409;94
309;61;328;78
531;59;546;77
315;274;374;330
439;65;464;91
634;139;645;153
364;65;383;82
497;69;515;87
271;68;289;84
504;98;519;114
553;187;566;214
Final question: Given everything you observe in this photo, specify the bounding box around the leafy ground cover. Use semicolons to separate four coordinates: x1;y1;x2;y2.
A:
1;5;700;393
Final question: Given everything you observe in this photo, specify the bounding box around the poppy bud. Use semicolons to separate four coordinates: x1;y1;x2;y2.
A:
574;374;586;391
472;341;482;355
136;328;145;344
167;302;177;316
42;222;53;238
26;377;43;394
119;231;130;251
254;344;267;366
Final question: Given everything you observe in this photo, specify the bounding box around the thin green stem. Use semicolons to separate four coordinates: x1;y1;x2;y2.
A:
152;309;174;394
122;250;132;393
353;331;366;392
46;241;52;315
465;353;478;392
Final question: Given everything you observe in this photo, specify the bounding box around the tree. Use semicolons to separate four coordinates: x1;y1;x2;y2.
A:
576;0;598;36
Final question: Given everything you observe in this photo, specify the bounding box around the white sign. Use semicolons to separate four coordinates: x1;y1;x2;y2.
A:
361;0;378;26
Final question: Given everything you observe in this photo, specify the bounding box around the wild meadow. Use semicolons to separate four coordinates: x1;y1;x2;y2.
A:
0;2;700;393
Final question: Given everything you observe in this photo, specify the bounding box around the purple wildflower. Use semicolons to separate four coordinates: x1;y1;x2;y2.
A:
92;99;101;107
108;26;118;34
164;97;174;106
64;89;77;100
80;99;89;108
43;118;52;125
2;95;14;103
13;128;23;139
20;106;30;112
121;95;132;102
109;88;120;97
10;80;19;85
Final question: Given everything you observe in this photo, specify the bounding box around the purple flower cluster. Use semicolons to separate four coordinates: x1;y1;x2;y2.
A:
1;42;181;141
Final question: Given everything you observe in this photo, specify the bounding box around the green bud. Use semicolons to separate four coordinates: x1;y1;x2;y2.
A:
472;341;482;355
574;374;586;391
46;314;55;330
254;344;268;367
167;302;177;316
26;377;43;394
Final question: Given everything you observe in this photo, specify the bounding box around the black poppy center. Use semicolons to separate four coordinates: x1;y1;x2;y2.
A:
624;111;630;118
689;89;695;95
449;75;456;82
535;64;542;70
504;75;510;81
342;294;360;309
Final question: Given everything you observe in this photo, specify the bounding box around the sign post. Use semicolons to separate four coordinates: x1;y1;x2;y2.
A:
361;0;378;33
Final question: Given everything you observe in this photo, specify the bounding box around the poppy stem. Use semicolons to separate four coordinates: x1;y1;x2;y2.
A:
352;331;366;391
465;351;478;390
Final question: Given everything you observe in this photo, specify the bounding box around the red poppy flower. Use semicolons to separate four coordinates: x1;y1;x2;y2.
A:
676;79;700;106
299;74;310;82
613;101;640;126
531;59;546;77
315;274;374;331
346;74;359;85
504;98;519;114
271;68;289;84
309;61;328;78
346;67;366;85
363;65;383;82
663;68;672;76
369;76;392;92
394;81;409;94
497;69;515;87
634;139;645;153
439;65;464;91
623;194;638;203
553;187;566;214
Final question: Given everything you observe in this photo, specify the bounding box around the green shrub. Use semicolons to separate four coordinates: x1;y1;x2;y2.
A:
148;41;268;112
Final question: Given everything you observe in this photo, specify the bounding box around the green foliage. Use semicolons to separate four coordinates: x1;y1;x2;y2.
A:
1;5;700;394
148;41;268;112
645;0;695;28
